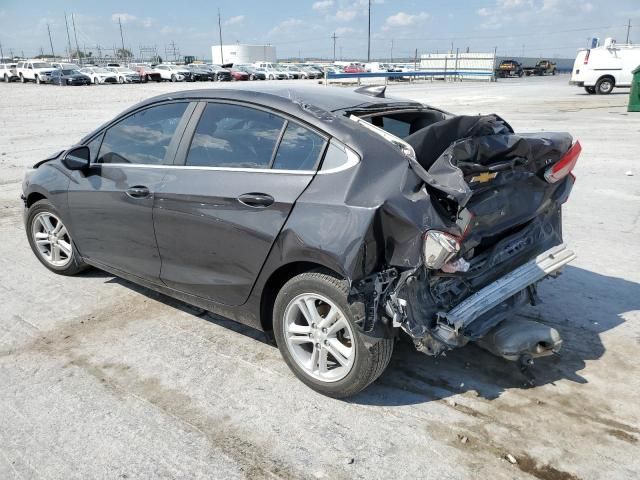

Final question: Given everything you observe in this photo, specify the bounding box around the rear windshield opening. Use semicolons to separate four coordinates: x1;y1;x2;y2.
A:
361;110;448;139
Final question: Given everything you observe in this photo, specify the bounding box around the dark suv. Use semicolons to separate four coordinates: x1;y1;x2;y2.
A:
21;85;579;397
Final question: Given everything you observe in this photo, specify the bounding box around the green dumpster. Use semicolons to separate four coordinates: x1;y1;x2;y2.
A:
628;66;640;112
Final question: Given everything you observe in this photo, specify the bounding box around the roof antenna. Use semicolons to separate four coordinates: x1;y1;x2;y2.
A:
354;85;386;98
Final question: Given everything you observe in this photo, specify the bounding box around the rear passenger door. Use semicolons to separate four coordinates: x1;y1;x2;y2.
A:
154;101;327;306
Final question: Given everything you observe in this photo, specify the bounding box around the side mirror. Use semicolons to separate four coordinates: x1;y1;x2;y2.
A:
62;146;90;171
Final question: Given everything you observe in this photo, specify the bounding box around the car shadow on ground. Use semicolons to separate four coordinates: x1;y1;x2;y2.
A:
94;265;638;406
350;265;638;406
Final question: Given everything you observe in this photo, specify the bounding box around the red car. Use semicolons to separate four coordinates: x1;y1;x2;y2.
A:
229;68;249;81
343;64;366;74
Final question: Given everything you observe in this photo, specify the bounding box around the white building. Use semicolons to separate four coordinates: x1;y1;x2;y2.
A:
211;44;276;65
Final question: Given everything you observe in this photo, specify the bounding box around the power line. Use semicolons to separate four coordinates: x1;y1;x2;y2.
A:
47;24;55;57
71;13;82;66
64;13;73;60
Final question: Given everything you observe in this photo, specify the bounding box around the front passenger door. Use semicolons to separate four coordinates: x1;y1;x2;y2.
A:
67;102;194;281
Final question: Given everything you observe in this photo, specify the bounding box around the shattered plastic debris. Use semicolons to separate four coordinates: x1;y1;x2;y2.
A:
441;258;471;273
506;453;518;464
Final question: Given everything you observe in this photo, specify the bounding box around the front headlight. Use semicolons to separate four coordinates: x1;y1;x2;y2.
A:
423;231;460;269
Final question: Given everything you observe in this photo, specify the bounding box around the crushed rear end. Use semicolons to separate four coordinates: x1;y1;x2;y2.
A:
349;107;580;381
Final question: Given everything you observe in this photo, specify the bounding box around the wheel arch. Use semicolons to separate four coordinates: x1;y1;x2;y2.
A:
259;261;345;332
26;191;47;208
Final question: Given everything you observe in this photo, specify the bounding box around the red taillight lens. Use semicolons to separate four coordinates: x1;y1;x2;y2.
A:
544;141;581;184
584;50;590;64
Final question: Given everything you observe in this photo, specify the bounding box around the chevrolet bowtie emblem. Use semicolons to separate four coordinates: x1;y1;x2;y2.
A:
470;172;498;183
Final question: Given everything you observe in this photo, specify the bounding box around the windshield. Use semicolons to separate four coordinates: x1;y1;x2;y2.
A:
33;63;52;68
94;68;109;73
61;70;80;75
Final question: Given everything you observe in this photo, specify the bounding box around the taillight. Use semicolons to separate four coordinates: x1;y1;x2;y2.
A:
584;50;590;65
423;231;460;269
544;141;581;184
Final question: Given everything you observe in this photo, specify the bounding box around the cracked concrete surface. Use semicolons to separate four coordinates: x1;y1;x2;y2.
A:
1;76;639;479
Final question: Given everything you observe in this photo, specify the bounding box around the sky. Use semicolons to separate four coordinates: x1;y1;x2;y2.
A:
0;0;638;61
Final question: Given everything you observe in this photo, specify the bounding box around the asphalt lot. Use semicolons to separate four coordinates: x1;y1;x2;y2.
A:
1;75;639;480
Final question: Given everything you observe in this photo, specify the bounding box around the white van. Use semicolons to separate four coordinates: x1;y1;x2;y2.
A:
570;38;640;94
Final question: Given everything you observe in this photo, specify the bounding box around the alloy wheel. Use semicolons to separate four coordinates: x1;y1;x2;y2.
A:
283;293;355;382
31;212;73;268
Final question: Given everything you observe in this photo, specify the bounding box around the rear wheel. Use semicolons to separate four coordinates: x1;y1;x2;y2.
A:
35;75;41;84
118;76;124;84
20;73;25;83
273;272;394;398
3;74;8;82
596;76;614;95
26;200;88;275
584;86;596;95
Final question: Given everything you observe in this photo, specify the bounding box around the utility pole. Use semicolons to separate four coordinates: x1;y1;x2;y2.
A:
47;24;55;58
64;13;73;61
118;17;126;63
71;13;82;66
218;9;224;64
0;41;4;62
367;0;371;62
390;39;394;63
332;32;338;62
626;19;632;44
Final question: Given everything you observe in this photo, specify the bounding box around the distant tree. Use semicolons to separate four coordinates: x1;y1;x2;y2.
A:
117;48;133;59
70;50;91;59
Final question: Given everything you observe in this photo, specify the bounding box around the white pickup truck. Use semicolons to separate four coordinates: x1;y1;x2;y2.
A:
16;60;56;84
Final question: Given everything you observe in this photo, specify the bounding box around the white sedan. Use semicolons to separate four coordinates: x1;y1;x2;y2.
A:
79;67;118;85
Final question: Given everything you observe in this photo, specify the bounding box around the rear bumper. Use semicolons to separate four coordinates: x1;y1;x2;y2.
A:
569;80;584;87
441;244;576;333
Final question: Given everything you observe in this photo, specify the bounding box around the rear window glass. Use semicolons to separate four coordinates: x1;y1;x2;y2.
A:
272;123;325;171
186;103;284;168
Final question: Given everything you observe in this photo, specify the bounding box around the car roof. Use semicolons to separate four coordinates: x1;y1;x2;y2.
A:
141;84;422;114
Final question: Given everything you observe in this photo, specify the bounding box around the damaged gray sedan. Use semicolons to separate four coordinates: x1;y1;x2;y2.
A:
22;85;580;397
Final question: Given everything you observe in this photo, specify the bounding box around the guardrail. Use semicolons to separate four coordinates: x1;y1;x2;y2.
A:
326;70;495;83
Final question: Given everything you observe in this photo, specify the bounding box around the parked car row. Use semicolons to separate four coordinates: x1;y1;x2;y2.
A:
0;60;331;85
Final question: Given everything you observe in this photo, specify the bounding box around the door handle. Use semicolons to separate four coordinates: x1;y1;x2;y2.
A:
126;186;151;199
237;193;274;208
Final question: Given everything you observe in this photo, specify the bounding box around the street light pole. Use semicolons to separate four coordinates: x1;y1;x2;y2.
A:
218;9;224;64
367;0;371;62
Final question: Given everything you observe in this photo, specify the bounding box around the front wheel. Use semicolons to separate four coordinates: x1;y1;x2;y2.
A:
26;200;88;275
273;272;394;398
584;86;596;94
171;74;177;82
118;76;124;84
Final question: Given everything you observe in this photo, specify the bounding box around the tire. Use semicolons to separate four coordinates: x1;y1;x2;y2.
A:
273;271;394;398
93;77;98;85
171;74;177;82
584;86;596;95
269;74;274;80
3;74;8;82
26;199;88;276
20;73;25;83
118;76;124;84
596;76;614;95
